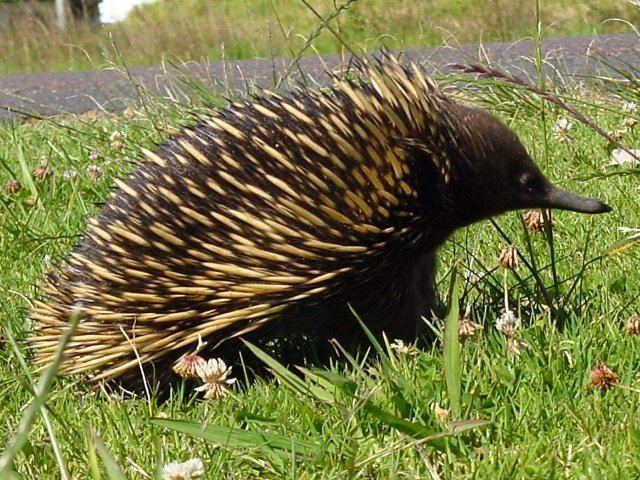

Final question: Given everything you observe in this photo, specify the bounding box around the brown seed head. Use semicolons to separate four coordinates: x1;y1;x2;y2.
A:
587;362;619;391
458;309;482;341
623;314;640;336
172;353;206;379
523;209;553;233
33;165;53;180
4;179;22;195
430;402;450;421
498;244;519;270
607;129;627;142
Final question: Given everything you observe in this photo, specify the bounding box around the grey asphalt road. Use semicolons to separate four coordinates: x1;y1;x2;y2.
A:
0;33;638;122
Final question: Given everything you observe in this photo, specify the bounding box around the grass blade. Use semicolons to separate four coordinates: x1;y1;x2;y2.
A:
606;230;640;255
443;267;462;419
243;340;333;402
0;309;81;476
150;418;318;456
2;327;71;480
93;432;129;480
349;304;392;371
16;146;38;198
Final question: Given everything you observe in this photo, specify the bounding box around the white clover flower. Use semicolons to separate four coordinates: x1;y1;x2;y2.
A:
88;150;100;161
610;149;640;167
389;339;420;357
162;458;205;480
86;164;104;180
62;170;78;181
552;117;573;143
506;337;528;357
194;358;236;399
495;310;521;337
109;130;125;149
464;269;481;286
622;101;637;114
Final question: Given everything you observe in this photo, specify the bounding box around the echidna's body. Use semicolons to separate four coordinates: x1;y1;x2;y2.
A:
30;58;610;384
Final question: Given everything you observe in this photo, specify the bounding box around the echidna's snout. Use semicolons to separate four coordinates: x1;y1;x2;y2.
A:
508;170;612;216
540;185;612;214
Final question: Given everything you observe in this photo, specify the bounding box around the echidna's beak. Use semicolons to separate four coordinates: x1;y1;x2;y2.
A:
543;186;612;214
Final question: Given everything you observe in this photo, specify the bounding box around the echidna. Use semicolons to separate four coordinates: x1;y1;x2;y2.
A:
30;57;610;386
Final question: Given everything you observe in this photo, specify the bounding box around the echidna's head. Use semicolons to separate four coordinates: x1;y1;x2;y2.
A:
441;104;611;228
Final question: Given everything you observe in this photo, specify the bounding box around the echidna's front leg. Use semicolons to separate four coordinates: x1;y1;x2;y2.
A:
370;251;438;342
396;250;438;341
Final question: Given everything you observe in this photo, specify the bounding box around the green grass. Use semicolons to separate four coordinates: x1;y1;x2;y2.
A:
1;35;640;480
0;0;639;74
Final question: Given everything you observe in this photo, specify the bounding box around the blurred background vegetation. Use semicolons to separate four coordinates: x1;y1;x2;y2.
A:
0;0;638;74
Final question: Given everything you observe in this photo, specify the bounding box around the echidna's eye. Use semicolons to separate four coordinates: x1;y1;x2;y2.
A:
517;173;539;195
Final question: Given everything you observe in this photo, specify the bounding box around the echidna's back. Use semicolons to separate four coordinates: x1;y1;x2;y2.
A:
30;59;455;383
